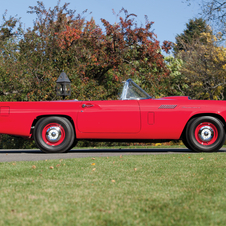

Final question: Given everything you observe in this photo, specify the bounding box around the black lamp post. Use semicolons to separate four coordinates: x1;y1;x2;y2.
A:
56;71;71;99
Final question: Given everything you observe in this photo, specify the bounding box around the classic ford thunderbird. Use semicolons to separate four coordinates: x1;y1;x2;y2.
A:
0;79;225;153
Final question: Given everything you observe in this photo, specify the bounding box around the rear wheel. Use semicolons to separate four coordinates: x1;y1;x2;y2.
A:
185;116;225;152
68;139;78;151
34;117;75;153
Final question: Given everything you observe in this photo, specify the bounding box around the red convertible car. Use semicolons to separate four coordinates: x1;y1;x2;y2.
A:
0;79;225;153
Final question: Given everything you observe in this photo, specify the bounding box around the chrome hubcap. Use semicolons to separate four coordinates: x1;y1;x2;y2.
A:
198;126;214;142
46;126;62;142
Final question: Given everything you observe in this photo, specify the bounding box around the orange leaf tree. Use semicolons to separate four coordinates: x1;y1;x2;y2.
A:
18;2;172;101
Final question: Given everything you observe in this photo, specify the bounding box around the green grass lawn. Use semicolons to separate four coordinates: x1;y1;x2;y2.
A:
1;153;226;225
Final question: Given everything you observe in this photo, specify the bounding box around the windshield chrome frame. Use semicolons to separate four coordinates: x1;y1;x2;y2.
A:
120;79;152;100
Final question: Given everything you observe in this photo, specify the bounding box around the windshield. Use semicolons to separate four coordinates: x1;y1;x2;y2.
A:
119;79;151;100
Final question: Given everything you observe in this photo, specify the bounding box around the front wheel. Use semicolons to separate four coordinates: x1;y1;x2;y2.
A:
185;116;225;152
34;117;75;153
182;139;193;150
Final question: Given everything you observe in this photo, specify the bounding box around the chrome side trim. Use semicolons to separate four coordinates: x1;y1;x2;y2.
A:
158;105;177;109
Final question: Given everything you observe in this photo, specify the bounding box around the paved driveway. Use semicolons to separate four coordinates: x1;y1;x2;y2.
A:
0;148;225;162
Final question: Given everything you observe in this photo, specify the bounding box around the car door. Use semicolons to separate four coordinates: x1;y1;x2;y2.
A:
138;99;191;139
77;100;141;133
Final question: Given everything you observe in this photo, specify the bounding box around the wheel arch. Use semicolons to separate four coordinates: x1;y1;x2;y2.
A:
180;113;226;139
30;115;76;138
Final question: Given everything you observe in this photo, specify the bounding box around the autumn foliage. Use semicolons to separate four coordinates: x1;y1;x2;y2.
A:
170;18;226;100
0;2;172;103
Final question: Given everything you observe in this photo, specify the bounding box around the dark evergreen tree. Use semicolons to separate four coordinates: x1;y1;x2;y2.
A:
174;18;211;54
185;0;226;37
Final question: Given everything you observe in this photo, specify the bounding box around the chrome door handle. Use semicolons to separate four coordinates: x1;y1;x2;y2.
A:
82;104;93;108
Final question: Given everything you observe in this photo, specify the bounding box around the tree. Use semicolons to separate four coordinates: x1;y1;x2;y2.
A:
174;18;211;54
0;13;24;101
185;0;226;37
164;56;188;96
53;7;172;99
15;2;171;101
177;31;226;100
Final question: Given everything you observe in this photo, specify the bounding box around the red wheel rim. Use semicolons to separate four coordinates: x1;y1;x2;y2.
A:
42;123;65;146
194;122;218;145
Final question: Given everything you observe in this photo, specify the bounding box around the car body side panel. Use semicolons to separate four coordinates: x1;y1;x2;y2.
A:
77;100;141;133
76;99;226;139
0;101;80;137
138;99;226;139
0;99;226;141
138;99;193;139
